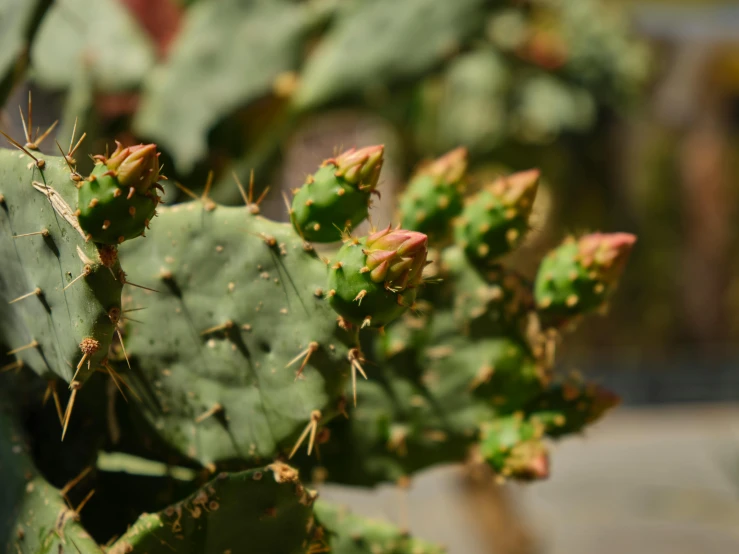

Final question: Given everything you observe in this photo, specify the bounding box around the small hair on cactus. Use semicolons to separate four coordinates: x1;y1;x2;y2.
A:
455;169;540;265
290;145;384;243
326;226;429;328
398;147;468;240
77;142;164;245
534;232;636;329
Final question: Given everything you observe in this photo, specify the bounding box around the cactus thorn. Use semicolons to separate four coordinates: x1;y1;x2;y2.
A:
353;290;367;304
0;359;24;372
43;380;64;425
64;265;93;290
348;348;368;407
0;129;44;168
286;341;320;380
13;228;50;238
200;320;235;336
119;270;160;293
61;381;82;441
289;410;322;459
8;287;42;304
195;403;224;424
102;220;111;230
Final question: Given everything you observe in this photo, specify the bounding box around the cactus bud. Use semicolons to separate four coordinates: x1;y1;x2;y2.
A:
104;142;160;193
77;143;163;245
534;232;636;328
398;148;468;240
527;380;621;438
454;169;539;266
478;415;549;481
327;227;428;328
291;145;384;243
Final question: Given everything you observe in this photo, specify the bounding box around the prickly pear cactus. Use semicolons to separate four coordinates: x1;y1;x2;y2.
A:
0;132;635;552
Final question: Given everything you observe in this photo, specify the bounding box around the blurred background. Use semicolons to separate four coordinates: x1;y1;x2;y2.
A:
2;0;739;552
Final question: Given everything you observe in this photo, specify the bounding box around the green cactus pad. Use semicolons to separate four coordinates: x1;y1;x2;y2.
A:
534;233;636;329
108;462;320;554
291;146;383;243
0;149;123;384
0;405;102;554
328;238;419;329
527;378;620;438
454;170;539;266
478;414;549;481
442;246;532;339
315;501;445;554
118;200;350;466
398;148;467;241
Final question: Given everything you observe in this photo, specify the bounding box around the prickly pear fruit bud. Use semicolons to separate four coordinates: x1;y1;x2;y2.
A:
291;145;384;242
534;232;636;328
77;142;163;244
528;378;621;438
327;227;428;328
478;414;549;481
398;147;467;240
454;169;539;266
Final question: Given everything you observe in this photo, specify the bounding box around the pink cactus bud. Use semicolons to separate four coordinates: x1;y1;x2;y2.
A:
104;142;161;193
577;232;636;286
489;169;540;216
364;228;428;289
327;145;384;191
415;147;468;185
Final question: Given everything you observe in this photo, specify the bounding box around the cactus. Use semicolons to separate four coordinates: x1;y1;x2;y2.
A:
314;501;446;554
454;169;539;266
1;117;633;548
534;232;636;329
398;148;467;240
77;142;163;244
108;462;322;554
0;147;124;392
291;145;384;242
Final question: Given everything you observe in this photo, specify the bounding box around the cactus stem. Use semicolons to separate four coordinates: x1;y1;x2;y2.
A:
13;228;50;238
348;348;368;407
286;342;319;380
8;287;42;304
61;381;81;441
63;265;93;291
289;410;322;459
200;320;234;336
195;402;223;424
0;359;24;372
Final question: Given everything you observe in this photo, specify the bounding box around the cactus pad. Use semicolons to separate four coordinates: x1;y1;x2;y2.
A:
0;149;123;384
108;462;320;554
118;199;350;466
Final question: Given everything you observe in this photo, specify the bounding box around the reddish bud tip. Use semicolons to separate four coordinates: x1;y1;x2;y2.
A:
329;144;385;191
578;232;636;286
416;147;468;185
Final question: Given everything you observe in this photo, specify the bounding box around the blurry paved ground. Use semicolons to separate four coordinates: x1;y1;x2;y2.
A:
317;404;739;554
